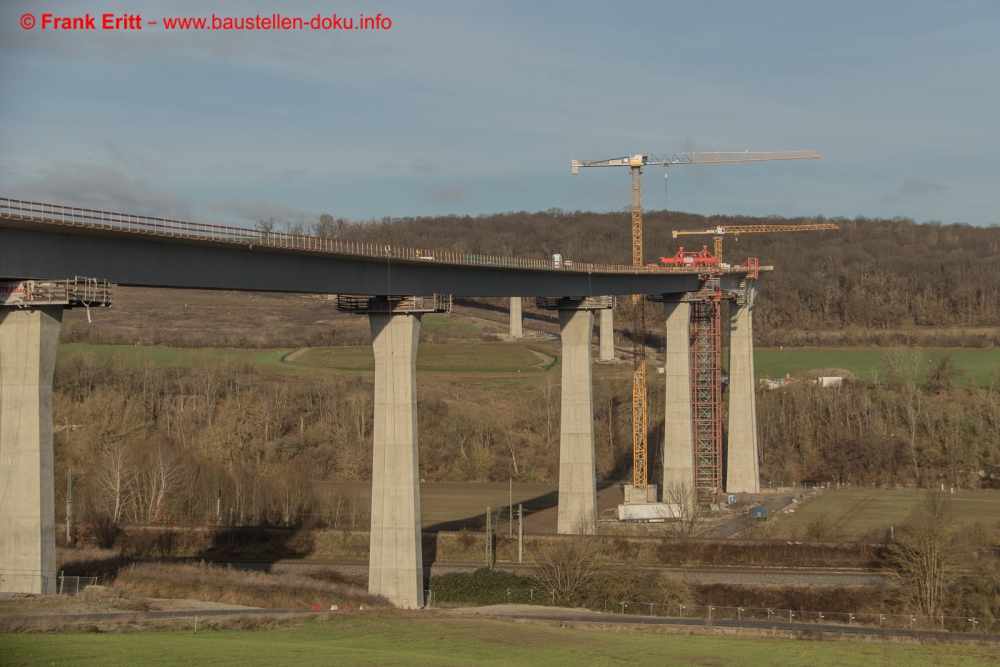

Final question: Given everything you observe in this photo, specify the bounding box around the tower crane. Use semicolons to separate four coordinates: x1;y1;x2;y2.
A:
672;223;839;265
668;222;838;504
571;150;820;494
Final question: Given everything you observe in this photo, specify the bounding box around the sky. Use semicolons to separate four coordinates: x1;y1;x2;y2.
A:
1;1;997;228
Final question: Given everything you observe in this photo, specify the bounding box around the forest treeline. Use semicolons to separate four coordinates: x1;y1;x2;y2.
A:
758;350;1000;489
54;352;634;529
287;210;1000;343
55;346;1000;530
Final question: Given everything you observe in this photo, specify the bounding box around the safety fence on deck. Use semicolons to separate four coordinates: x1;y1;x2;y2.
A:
0;197;695;275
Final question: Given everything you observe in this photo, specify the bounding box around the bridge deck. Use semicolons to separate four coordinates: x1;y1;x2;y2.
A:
0;198;724;297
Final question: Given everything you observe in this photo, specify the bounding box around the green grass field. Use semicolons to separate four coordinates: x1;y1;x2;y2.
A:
59;343;1000;386
420;313;483;335
776;490;1000;538
57;345;293;370
1;614;993;666
294;344;547;373
754;347;1000;386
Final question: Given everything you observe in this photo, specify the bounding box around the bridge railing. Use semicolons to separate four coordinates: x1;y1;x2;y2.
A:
0;197;695;275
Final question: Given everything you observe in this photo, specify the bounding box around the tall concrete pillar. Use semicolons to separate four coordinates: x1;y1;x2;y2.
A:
509;297;522;338
557;308;597;534
368;312;423;609
598;308;614;361
662;301;695;505
0;306;62;595
726;287;760;493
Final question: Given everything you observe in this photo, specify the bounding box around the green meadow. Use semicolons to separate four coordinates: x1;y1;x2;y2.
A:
1;614;993;667
753;347;1000;386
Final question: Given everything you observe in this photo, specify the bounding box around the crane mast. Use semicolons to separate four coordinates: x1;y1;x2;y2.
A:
572;150;820;494
630;166;648;492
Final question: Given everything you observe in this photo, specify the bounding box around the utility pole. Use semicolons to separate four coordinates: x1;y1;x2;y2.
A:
486;507;493;569
65;469;73;546
509;477;513;538
518;504;523;564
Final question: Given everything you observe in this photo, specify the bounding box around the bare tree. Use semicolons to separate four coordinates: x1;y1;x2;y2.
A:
134;439;184;523
469;413;495;481
534;379;559;449
530;537;605;605
255;217;275;235
499;410;519;477
95;441;136;523
284;217;306;236
888;492;963;616
313;213;339;239
881;349;926;485
661;482;704;536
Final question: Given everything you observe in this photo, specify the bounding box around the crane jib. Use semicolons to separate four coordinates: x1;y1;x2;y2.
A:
571;150;820;171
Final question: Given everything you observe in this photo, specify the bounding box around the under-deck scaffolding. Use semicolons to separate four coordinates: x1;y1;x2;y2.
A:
690;279;723;504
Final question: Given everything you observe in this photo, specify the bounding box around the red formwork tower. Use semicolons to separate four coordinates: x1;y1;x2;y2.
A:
690;277;723;504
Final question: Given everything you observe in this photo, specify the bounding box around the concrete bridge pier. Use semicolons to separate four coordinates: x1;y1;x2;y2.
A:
598;307;615;361
726;285;761;494
368;311;423;609
509;297;522;338
661;300;695;507
338;295;450;609
0;306;62;595
537;296;613;534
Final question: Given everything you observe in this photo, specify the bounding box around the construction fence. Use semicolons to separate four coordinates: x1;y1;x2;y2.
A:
608;601;1000;634
0;570;99;596
481;588;1000;636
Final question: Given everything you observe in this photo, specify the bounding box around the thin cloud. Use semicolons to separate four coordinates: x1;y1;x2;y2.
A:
411;160;445;173
882;178;948;203
10;163;193;218
208;199;313;224
424;185;465;202
498;180;528;192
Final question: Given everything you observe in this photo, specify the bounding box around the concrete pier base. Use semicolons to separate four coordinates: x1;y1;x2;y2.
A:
556;308;597;534
509;297;522;338
599;308;614;361
368;312;424;609
726;290;760;494
662;301;695;507
0;306;62;595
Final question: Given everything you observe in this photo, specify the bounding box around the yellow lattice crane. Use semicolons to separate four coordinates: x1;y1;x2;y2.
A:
672;223;839;264
571;150;820;492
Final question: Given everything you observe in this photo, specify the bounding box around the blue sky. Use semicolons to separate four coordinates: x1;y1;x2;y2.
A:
1;1;997;227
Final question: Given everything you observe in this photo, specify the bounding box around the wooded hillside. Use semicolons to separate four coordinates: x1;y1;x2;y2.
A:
310;210;1000;340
